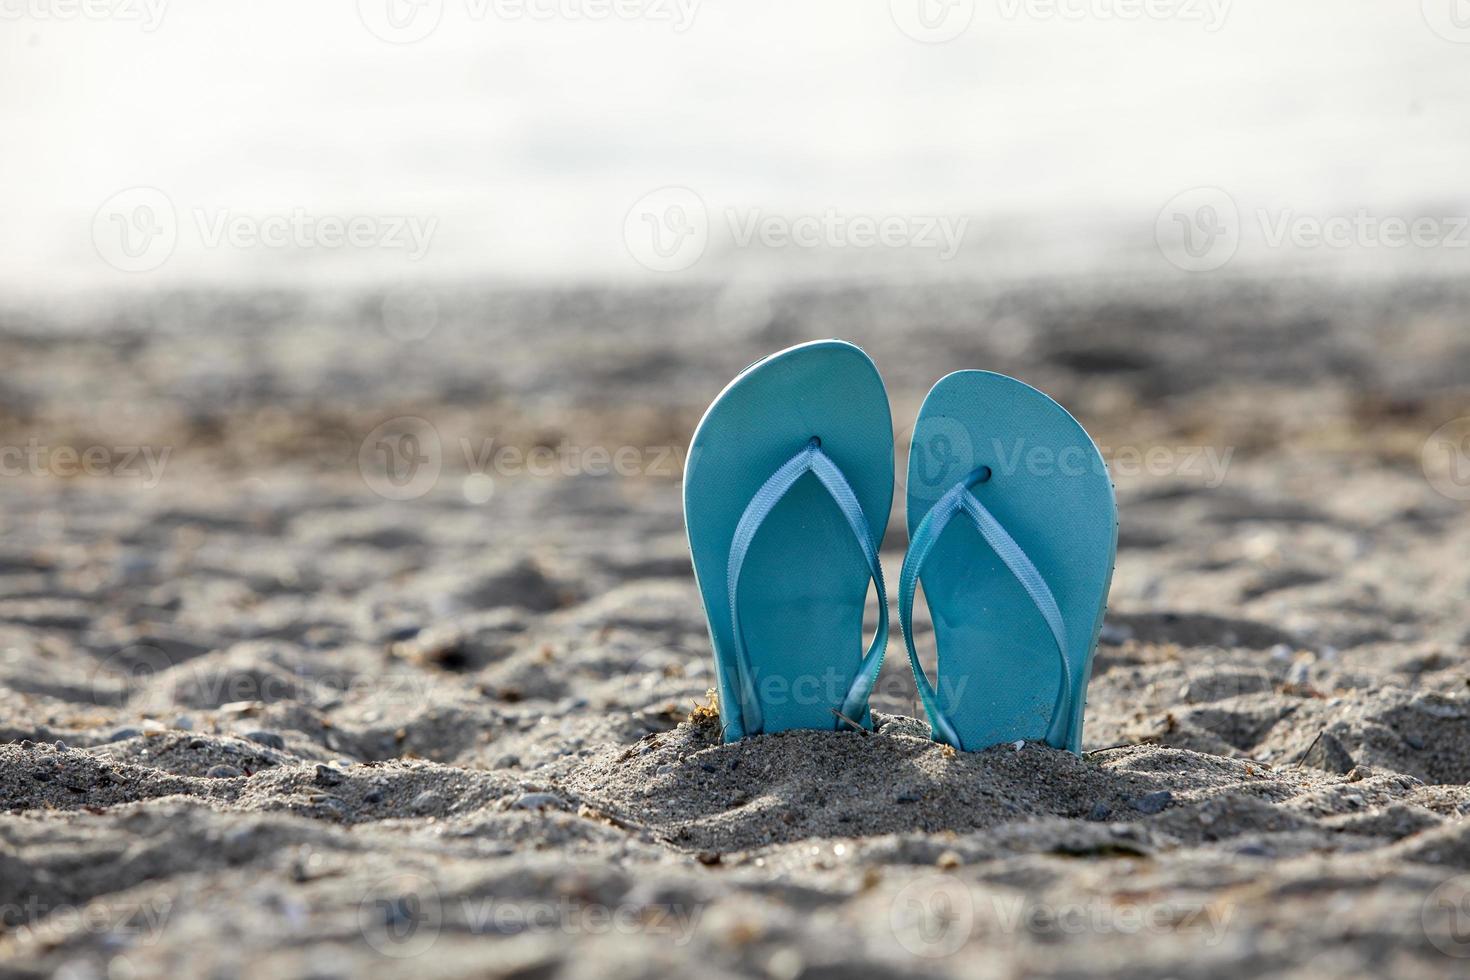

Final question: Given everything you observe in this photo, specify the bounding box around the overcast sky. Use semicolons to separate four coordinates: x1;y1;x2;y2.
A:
4;1;1468;294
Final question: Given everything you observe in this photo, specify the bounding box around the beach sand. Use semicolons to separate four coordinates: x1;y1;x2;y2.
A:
1;278;1469;977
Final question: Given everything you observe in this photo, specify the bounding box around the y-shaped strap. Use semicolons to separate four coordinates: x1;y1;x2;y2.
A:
899;470;1071;749
726;438;888;736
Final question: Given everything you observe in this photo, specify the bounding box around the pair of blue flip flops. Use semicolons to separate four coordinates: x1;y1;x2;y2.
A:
683;340;1117;753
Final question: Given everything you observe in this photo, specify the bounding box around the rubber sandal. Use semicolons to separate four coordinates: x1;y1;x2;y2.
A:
684;340;894;742
900;371;1116;752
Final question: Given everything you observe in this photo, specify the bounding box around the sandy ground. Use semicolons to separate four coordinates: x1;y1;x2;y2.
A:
1;278;1469;978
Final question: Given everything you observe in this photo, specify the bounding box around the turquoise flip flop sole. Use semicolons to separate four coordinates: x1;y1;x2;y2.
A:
903;371;1116;752
684;340;894;742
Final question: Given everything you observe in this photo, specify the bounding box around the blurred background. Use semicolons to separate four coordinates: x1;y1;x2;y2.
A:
6;0;1470;297
2;0;1467;512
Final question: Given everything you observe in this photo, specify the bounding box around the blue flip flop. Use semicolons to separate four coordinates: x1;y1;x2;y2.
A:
684;340;894;742
901;371;1116;753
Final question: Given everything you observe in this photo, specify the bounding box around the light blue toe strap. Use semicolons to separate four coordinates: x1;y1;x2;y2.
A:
900;472;1072;749
726;438;889;736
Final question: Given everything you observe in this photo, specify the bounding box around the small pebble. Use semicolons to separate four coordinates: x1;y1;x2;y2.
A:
896;792;921;804
1404;734;1426;750
107;729;139;743
1131;791;1173;815
513;792;566;811
173;717;195;731
410;790;442;813
245;732;286;751
363;790;385;805
1086;802;1112;822
206;765;243;779
314;765;345;787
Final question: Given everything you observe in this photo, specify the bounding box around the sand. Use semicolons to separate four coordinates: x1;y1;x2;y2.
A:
1;278;1469;978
